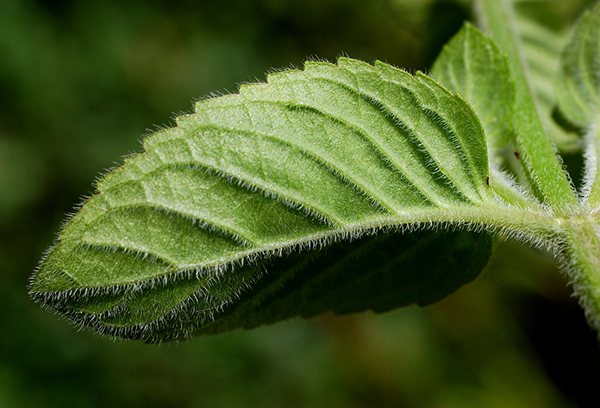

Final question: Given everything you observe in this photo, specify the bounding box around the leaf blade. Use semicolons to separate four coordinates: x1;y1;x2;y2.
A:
555;2;600;207
30;58;498;341
517;15;581;152
556;2;600;127
431;22;515;153
475;0;578;212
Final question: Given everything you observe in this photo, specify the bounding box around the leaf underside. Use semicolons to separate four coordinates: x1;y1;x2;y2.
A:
43;229;493;343
30;58;495;342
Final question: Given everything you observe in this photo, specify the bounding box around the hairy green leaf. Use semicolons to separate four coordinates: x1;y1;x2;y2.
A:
475;0;578;212
556;2;600;128
430;21;544;204
556;2;600;206
39;230;494;342
30;58;499;341
516;10;581;152
431;23;515;153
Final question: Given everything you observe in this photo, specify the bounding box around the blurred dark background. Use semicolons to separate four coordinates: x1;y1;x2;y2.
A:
1;0;599;407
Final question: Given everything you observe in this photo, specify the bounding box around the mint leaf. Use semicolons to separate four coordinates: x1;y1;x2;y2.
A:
430;23;538;207
475;0;578;211
516;11;581;152
431;23;514;153
42;230;493;342
556;2;600;128
556;2;600;206
30;58;499;341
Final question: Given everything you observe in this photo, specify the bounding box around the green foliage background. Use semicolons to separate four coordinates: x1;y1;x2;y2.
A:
1;0;599;406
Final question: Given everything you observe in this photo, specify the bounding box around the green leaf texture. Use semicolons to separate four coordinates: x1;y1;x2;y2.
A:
475;0;579;212
431;23;515;153
30;58;495;342
556;2;600;206
517;15;581;152
556;2;600;128
430;23;540;207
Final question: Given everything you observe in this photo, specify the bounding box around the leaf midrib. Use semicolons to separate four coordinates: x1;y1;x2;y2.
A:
49;201;557;291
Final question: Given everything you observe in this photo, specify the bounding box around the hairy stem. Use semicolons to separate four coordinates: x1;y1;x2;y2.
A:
561;220;600;334
583;125;600;207
474;0;578;214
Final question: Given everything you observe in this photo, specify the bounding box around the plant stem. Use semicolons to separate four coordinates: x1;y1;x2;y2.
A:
561;220;600;334
476;0;600;336
583;125;600;207
474;0;578;214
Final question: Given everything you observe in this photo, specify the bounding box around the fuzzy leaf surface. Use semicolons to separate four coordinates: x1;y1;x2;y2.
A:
556;2;600;128
476;0;578;211
30;58;497;342
517;11;581;152
556;2;600;206
432;23;515;153
429;23;538;209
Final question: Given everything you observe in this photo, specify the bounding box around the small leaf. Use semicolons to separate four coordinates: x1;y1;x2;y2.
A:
476;0;579;211
555;2;600;206
30;58;497;341
430;23;540;203
431;23;515;153
556;2;600;128
517;13;581;152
